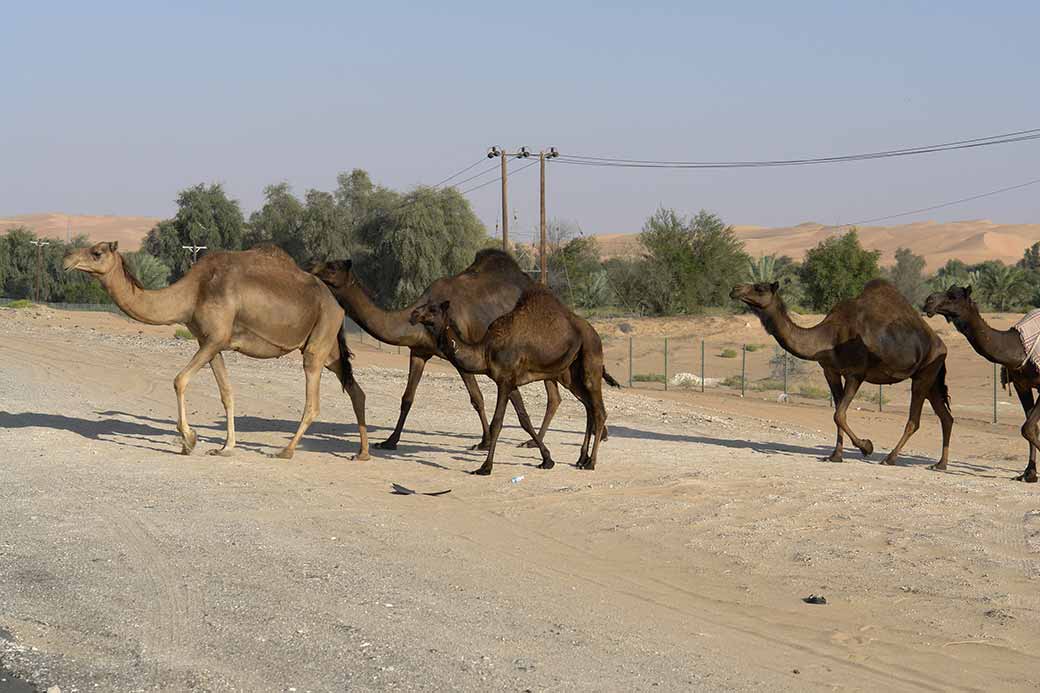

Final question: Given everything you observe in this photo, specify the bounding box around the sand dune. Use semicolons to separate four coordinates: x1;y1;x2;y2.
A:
0;213;160;251
597;219;1040;270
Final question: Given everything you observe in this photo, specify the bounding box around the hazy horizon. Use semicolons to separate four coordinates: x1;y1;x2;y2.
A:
4;2;1040;244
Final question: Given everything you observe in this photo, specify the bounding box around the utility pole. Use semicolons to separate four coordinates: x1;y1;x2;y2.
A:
29;239;50;303
181;244;207;264
538;147;559;285
487;146;531;251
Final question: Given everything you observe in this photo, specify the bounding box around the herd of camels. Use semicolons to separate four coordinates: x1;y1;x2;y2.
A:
61;240;1039;483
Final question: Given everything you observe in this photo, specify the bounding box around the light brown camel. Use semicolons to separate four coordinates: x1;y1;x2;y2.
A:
63;241;369;460
731;279;953;468
924;285;1037;482
311;250;568;451
411;288;616;475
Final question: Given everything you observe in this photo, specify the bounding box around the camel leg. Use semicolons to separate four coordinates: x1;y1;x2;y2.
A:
562;372;596;469
509;387;556;469
273;353;323;460
572;364;607;470
376;353;429;450
1011;382;1037;482
1017;398;1040;484
325;358;370;461
174;342;224;455
471;383;511;476
206;353;236;457
833;375;873;458
460;371;493;451
518;380;562;448
881;375;930;466
926;384;954;472
822;368;846;461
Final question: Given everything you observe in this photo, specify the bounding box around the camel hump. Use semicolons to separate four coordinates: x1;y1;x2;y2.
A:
466;249;526;277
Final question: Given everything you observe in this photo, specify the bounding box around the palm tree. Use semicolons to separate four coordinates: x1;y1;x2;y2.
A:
978;264;1030;312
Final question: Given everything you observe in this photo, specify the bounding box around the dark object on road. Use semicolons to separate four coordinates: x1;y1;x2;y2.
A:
802;594;827;605
391;483;452;496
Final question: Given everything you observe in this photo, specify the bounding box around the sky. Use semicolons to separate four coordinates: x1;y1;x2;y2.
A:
3;1;1040;243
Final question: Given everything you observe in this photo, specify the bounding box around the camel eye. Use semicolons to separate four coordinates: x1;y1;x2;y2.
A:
92;251;102;259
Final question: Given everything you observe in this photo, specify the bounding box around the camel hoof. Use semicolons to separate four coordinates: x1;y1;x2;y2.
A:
180;430;197;455
517;439;540;449
537;458;555;470
822;452;844;463
469;441;491;451
1014;473;1037;483
880;455;898;466
269;448;294;460
858;439;874;457
206;448;234;457
374;440;399;451
352;451;371;461
929;462;948;472
469;467;492;476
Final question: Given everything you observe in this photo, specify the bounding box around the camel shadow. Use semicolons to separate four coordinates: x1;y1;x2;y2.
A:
602;424;1006;475
0;410;185;455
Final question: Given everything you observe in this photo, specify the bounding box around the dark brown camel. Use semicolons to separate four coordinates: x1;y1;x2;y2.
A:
312;250;568;451
924;285;1038;482
731;279;953;468
411;289;616;475
64;242;368;460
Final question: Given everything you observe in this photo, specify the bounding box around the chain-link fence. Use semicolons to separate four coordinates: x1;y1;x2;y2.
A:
598;334;1013;425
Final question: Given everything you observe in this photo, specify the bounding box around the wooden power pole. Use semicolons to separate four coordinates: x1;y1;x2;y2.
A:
538;147;559;284
500;148;509;251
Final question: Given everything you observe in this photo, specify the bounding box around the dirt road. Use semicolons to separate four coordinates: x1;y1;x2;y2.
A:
2;307;1039;691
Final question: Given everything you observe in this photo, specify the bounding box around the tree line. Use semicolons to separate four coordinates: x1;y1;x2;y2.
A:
4;171;1040;316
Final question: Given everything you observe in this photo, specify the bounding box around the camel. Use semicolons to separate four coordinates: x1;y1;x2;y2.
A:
730;279;953;468
311;250;565;451
63;241;369;460
923;285;1037;482
411;289;616;475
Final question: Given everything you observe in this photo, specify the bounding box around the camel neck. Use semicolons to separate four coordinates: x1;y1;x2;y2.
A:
439;322;487;374
336;280;429;348
98;259;196;325
952;306;1026;368
756;299;830;361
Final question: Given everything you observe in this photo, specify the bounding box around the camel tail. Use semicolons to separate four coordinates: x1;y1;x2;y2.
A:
603;367;621;388
936;360;951;410
336;326;355;392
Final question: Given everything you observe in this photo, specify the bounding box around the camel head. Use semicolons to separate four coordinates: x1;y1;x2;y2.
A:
923;285;974;322
409;299;451;333
311;259;355;290
730;281;780;310
63;241;120;276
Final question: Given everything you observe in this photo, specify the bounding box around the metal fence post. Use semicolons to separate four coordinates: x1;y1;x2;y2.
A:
993;362;998;424
878;383;882;412
700;340;705;393
664;337;669;391
741;344;746;397
783;353;788;400
628;336;633;388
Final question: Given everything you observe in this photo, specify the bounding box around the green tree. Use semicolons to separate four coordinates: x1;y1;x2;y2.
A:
885;247;928;306
301;189;351;264
123;251;171;289
799;230;880;311
977;263;1030;312
245;182;305;259
354;186;487;307
144;183;246;279
548;234;603;307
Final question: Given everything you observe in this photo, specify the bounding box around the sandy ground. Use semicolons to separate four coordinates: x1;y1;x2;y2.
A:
2;306;1040;692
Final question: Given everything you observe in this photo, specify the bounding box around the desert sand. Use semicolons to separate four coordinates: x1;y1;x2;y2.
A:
0;213;160;251
2;305;1040;691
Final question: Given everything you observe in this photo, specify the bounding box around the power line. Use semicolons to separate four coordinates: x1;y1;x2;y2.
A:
555;127;1040;169
457;159;539;196
430;157;489;188
827;176;1040;229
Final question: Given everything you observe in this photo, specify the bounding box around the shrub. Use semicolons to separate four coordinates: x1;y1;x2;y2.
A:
720;348;738;358
632;373;665;383
174;327;194;340
857;388;890;406
744;343;762;352
722;374;744;388
798;384;830;400
6;299;32;309
753;378;786;392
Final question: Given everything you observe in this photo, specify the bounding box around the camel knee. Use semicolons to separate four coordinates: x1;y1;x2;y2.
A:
904;419;919;435
174;374;190;396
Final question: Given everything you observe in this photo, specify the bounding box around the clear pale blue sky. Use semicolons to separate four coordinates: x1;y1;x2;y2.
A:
3;1;1039;241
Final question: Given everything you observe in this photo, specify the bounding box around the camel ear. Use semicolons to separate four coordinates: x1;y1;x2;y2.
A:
108;241;119;252
439;300;451;313
770;281;780;292
964;285;972;298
